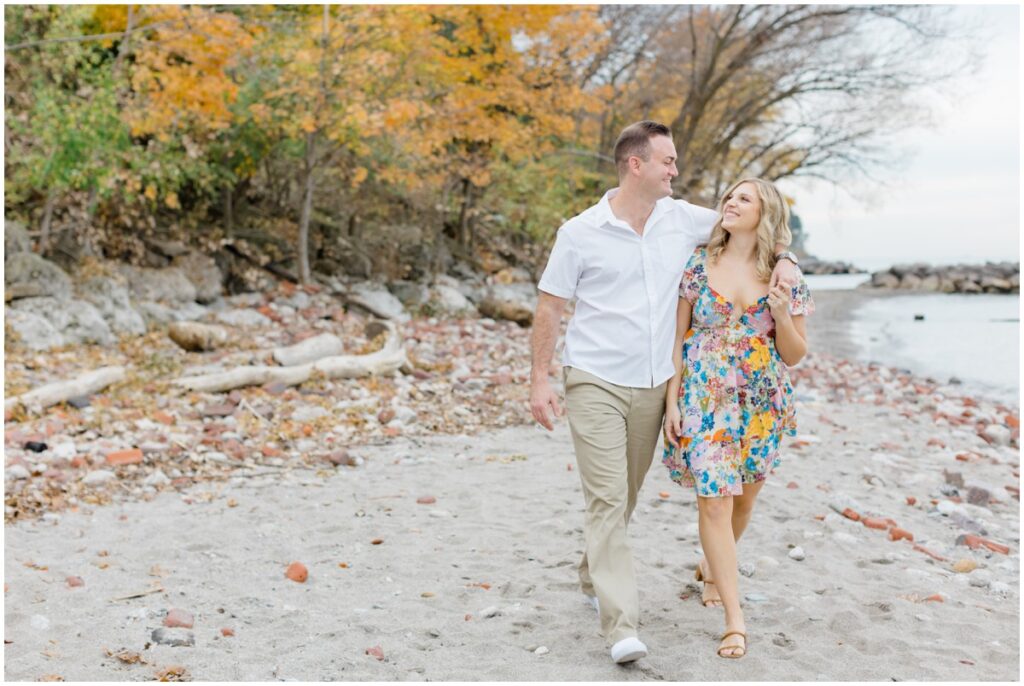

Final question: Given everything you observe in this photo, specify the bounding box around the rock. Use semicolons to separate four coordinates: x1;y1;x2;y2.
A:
980;424;1011;447
943;470;964;488
143;470;170;486
164;609;195;628
30;614;50;631
788;546;805;561
829;494;866;516
480;605;501;618
220;627;235;637
416;496;436;505
347;282;409;322
9;296;113;346
168;321;229;352
980;275;1012;293
66;576;84;587
989;581;1011;598
965;487;991;506
6;465;30;480
4;308;64;350
889;527;913;542
387;281;430;308
214;308;272;328
82;470;116;485
118;265;197;303
428;283;475;316
744;592;770;603
861;517;888;530
151;628;195;647
145;238;190;259
477;284;535;327
951;558;978;573
5;220;31;254
4;252;73;301
52;443;77;460
285;561;308;583
171;251;223;303
106;448;143;466
870;271;899;289
738;562;756;578
291;406;328;422
365;645;385;661
757;555;780;569
918;274;940;291
76;276;147;336
534;646;549;655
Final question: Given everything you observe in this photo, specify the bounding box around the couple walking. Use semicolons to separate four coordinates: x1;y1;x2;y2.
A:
529;121;814;664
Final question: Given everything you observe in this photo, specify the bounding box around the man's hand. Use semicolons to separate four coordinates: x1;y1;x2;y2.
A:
530;378;563;431
770;257;799;289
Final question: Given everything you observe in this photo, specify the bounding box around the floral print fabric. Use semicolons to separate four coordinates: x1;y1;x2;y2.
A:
663;247;814;497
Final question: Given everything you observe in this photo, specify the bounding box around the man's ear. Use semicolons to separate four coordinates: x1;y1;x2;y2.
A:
629;155;642;176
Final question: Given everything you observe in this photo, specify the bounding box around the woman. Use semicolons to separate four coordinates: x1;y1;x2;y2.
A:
662;177;813;659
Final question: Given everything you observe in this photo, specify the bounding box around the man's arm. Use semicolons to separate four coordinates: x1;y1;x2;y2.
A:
529;292;568;430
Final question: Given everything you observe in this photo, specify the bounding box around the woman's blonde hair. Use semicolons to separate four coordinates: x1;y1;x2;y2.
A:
706;177;792;282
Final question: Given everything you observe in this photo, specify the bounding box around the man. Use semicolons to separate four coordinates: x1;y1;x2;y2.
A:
529;121;799;664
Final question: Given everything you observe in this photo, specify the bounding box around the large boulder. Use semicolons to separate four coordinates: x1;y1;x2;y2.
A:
5;220;31;255
899;273;922;290
172;251;223;303
5;308;64;350
477;283;536;327
870;271;899;289
5;252;73;301
76;276;147;335
387;280;430;309
118;265;197;303
346;281;409;322
9;296;113;346
137;301;210;326
428;282;476;317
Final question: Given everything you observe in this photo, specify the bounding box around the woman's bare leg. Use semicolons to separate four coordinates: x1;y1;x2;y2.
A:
697;495;745;656
698;480;766;607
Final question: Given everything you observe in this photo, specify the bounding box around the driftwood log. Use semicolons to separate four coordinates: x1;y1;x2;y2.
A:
5;366;127;412
272;333;345;366
172;322;406;393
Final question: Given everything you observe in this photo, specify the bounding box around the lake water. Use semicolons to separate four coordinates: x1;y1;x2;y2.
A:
805;275;1020;405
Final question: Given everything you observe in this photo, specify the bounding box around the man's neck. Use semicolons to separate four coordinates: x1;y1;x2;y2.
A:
608;187;659;236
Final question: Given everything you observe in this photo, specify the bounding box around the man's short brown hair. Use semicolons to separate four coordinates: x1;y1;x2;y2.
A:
613;121;672;177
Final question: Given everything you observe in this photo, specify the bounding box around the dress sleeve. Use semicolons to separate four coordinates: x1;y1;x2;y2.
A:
679;249;703;304
789;273;815;316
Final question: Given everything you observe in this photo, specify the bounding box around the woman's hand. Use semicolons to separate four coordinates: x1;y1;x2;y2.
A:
767;283;792;321
664;404;683;449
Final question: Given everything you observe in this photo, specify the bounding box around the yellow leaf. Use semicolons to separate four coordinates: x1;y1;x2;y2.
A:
165;192;180;209
144;185;157;201
351;167;369;187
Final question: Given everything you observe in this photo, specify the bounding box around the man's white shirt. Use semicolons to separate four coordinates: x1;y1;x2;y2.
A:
538;188;717;388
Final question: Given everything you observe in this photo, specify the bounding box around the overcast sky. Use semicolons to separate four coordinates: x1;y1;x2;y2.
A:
778;5;1020;269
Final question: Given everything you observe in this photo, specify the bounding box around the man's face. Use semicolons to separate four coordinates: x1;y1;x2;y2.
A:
635;135;678;198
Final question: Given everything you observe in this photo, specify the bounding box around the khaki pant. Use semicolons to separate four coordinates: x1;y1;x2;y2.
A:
563;366;667;645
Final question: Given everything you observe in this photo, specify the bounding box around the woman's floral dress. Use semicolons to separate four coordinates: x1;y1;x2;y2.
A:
663;247;814;497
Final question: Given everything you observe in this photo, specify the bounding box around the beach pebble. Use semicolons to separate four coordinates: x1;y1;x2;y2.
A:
30;614;50;631
744;592;769;603
151;628;195;647
285;562;309;583
936;501;965;516
164;609;194;628
82;470;115;485
738;562;756;578
989;581;1011;598
534;646;549;655
965;487;991;506
980;424;1011;446
6;465;30;481
66;576;84;587
292;406;328;423
480;605;501;618
952;558;978;573
143;470;170;487
829;494;866;515
757;556;780;569
51;442;77;460
832;531;860;544
788;547;806;561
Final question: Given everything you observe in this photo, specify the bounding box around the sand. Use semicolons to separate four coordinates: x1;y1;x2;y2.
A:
4;291;1020;681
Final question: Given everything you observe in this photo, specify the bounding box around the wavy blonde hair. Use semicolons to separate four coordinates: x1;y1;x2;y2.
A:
706;177;792;282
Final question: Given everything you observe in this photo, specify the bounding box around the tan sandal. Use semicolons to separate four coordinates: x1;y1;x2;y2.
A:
694;562;722;608
717;630;747;659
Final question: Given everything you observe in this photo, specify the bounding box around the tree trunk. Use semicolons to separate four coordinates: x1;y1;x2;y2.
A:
297;132;316;284
39;188;56;254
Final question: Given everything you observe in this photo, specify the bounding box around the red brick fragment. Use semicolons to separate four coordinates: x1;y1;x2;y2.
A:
923;594;944;603
1006;414;1020;428
164;609;194;628
926;438;945;448
365;645;385;661
905;496;917;506
285;562;308;583
106;449;143;466
889;527;913;542
220;628;234;637
862;517;888;530
152;411;176;425
913;545;948;562
416;496;436;505
66;576;84;587
786;481;798;489
841;508;860;522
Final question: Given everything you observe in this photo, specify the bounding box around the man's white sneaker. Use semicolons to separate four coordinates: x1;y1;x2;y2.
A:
584;594;600;613
610;636;648;664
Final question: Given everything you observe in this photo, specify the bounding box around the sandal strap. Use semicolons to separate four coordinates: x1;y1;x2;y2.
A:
720;631;747;642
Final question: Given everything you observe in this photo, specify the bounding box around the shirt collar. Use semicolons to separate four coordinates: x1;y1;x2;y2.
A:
595;187;674;235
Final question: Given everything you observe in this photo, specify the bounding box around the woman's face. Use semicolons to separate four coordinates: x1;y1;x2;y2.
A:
721;182;761;234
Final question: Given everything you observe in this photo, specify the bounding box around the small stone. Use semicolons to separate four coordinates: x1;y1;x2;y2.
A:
923;594;945;603
658;491;670;499
377;408;395;425
66;576;84;588
164;609;194;628
365;645;385;661
965;487;991;506
67;395;91;409
989;581;1011;597
151;628;195;647
738;562;756;578
143;470;170;487
786;481;799;489
427;628;441;638
6;465;30;481
480;605;500;618
757;555;780;569
534;646;549;655
24;441;48;453
82;470;115;486
744;592;769;603
905;496;917;506
52;443;77;460
220;627;234;637
788;547;805;561
326;450;357;467
285;562;308;583
202;403;235;418
952;558;978;574
980;424;1011;446
30;614;50;630
841;508;860;521
861;517;888;530
889;527;914;542
416;496;436;505
106;448;143;466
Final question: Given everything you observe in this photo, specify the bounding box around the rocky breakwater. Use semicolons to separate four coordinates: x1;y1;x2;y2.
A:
798;257;865;275
865;262;1019;294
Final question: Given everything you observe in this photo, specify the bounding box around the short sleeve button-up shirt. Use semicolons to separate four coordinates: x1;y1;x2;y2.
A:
538;188;717;388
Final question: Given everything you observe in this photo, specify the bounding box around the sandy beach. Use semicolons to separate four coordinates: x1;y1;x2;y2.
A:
4;291;1020;681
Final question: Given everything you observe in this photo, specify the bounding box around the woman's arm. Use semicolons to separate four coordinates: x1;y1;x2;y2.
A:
768;283;807;365
664;297;692;447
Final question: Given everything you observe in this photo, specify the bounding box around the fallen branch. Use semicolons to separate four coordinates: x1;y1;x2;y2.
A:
272;333;344;366
108;585;165;602
5;366;126;412
171;322;406;393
